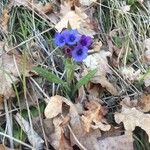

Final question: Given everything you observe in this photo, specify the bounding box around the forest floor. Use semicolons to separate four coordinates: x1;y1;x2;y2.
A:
0;0;150;150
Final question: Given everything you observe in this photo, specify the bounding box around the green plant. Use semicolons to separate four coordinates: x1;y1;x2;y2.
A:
33;60;97;100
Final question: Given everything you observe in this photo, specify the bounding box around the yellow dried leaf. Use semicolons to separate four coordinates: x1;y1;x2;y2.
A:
115;103;150;142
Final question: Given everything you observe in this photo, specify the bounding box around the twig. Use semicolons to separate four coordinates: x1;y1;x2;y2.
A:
0;132;34;149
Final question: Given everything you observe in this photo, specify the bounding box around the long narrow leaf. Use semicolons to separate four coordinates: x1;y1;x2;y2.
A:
72;69;97;96
33;67;66;85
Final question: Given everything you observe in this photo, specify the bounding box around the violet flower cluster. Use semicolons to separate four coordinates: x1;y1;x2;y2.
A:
54;29;92;62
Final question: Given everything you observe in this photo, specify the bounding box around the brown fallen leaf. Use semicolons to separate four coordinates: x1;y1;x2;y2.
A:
0;42;33;99
60;129;73;150
69;99;102;150
98;132;134;150
49;115;72;150
44;95;63;119
44;95;103;150
84;46;118;95
137;94;150;112
81;101;110;132
55;1;96;36
115;102;150;142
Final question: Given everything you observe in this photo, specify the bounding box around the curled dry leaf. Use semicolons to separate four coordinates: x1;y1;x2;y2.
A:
51;116;72;150
84;45;118;95
81;101;110;132
98;132;134;150
44;96;63;119
137;94;150;112
115;102;150;142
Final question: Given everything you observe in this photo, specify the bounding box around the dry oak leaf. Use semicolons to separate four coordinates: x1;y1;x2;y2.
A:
69;100;102;150
81;101;110;132
55;2;95;36
45;95;103;150
98;132;134;150
50;116;72;150
137;95;150;112
115;103;150;142
84;47;118;95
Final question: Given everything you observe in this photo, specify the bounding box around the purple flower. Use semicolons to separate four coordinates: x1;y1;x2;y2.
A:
71;45;88;62
64;47;72;57
79;35;92;47
65;29;80;45
54;30;67;47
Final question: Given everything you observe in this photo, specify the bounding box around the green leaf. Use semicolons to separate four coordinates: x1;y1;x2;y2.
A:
33;67;66;85
72;69;97;96
65;58;75;83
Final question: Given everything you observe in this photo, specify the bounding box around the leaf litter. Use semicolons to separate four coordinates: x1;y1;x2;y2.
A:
0;0;150;149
